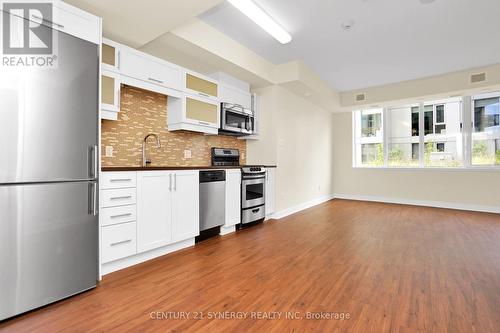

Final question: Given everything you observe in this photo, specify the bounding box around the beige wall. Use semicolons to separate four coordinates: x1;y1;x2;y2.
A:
248;86;334;212
332;112;500;208
340;63;500;109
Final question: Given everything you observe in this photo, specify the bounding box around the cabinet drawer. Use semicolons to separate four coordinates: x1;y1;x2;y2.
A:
101;172;137;189
100;188;136;207
101;222;136;263
101;205;137;226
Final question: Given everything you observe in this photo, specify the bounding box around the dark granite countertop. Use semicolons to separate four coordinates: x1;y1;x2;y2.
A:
102;165;277;172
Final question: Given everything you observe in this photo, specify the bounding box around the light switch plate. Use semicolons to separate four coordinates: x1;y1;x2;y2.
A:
184;149;192;159
105;146;113;157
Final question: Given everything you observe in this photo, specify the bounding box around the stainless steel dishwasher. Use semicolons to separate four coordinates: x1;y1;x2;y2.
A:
199;170;226;231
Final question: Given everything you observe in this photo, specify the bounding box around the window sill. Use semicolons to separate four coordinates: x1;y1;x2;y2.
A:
352;166;500;172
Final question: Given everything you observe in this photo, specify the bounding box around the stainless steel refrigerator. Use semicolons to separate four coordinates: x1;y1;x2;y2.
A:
0;29;99;320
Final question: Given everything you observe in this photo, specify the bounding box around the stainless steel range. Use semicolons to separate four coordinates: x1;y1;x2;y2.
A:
241;167;266;224
211;148;266;225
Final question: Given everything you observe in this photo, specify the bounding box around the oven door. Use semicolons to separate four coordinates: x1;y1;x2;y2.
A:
242;177;265;209
222;106;254;134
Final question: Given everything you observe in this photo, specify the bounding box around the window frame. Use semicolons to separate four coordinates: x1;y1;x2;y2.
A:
352;93;500;171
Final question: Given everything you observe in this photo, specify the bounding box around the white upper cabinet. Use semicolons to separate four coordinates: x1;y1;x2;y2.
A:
171;171;199;243
184;71;219;101
219;84;251;109
101;38;121;73
42;1;100;44
120;48;183;91
210;72;251;109
101;70;120;120
137;171;172;252
265;168;276;216
168;94;220;135
225;169;241;227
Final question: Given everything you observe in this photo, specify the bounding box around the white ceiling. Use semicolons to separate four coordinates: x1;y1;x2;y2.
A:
65;0;223;48
199;0;500;92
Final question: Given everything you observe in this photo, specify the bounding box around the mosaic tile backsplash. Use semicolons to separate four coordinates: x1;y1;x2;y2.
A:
101;86;246;167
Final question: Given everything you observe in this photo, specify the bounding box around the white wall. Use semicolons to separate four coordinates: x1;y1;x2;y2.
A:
332;111;500;209
247;86;334;212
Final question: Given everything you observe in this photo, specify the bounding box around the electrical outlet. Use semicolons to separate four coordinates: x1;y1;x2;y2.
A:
105;146;113;157
184;149;192;159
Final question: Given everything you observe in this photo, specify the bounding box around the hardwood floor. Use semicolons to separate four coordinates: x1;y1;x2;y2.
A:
2;199;500;332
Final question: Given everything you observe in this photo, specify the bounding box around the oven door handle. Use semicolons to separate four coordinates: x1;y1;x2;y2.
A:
242;174;265;179
242;178;266;185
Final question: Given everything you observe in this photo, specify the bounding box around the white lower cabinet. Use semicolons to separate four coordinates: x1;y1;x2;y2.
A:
225;169;241;226
101;222;137;263
265;168;276;216
136;171;172;252
137;170;199;253
171;171;200;242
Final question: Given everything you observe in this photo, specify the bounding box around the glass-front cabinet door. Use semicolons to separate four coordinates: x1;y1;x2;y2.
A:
101;71;120;120
185;71;218;100
101;38;120;72
185;95;219;128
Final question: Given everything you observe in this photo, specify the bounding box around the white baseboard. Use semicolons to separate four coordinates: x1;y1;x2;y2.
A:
270;194;335;220
333;194;500;214
101;238;195;276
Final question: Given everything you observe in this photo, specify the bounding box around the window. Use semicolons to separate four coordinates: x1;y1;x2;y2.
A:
353;109;383;167
353;97;469;169
472;96;500;166
435;105;446;134
411;107;419;136
424;105;433;135
412;143;419;160
424;100;462;167
387;106;419;167
361;111;382;137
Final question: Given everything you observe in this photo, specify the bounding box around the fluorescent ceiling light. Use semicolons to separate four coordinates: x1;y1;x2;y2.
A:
227;0;292;44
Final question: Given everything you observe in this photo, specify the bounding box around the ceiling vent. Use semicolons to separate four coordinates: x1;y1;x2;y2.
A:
355;93;366;102
470;72;487;84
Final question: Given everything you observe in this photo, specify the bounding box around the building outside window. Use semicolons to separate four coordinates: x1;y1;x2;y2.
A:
472;95;500;165
423;100;462;167
386;105;420;167
353;98;466;168
353;108;383;166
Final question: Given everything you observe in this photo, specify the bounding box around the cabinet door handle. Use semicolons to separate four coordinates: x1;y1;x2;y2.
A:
198;92;210;98
110;239;132;247
197;121;210;126
174;173;177;191
110;196;132;200
148;77;164;84
169;174;172;191
110;213;132;219
117;50;121;69
110;178;132;182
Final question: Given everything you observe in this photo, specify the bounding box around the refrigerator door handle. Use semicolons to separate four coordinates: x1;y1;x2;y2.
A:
88;145;98;179
88;182;98;215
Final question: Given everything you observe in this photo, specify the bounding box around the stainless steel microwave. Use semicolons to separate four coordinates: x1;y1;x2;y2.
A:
220;102;254;136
